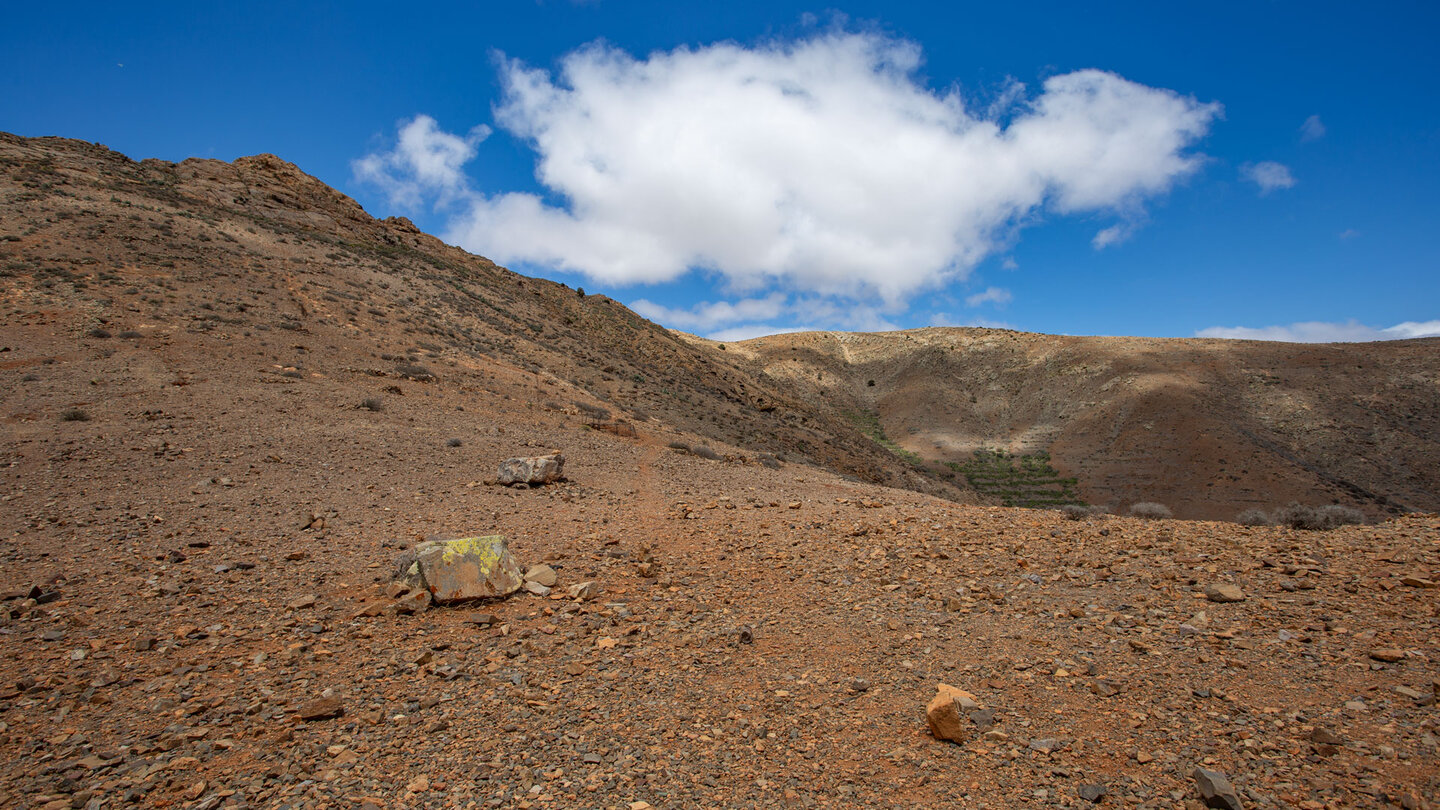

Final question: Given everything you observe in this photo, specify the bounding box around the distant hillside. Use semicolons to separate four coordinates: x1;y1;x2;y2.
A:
727;328;1440;521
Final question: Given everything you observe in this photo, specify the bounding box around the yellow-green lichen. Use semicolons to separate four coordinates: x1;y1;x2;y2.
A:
439;535;507;568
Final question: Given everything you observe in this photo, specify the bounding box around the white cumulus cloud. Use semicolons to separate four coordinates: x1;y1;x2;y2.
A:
356;31;1220;305
1241;161;1296;195
352;115;490;209
1196;320;1440;343
1300;114;1326;142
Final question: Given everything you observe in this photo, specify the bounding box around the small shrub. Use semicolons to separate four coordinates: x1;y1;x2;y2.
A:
21;373;39;382
87;328;111;339
692;445;720;460
118;330;142;339
758;453;781;470
280;370;304;379
1273;502;1364;531
1235;508;1272;526
1060;504;1097;520
446;438;463;448
667;441;691;452
395;363;436;382
1128;502;1172;520
61;408;90;422
358;398;384;412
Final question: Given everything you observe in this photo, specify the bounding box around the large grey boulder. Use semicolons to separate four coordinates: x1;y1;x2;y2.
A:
497;452;565;486
393;535;524;604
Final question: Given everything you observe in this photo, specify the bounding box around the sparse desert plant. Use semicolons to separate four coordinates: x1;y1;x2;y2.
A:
395;363;436;382
667;441;691;452
758;453;782;470
21;373;39;382
446;438;463;447
1128;501;1172;520
358;398;384;412
118;330;142;339
61;408;90;422
1060;504;1104;521
87;328;111;339
692;445;720;460
280;370;303;379
1235;508;1273;526
1272;502;1364;531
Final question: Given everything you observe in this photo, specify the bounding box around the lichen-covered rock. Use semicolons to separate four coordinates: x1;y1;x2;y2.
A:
393;535;524;604
497;453;565;486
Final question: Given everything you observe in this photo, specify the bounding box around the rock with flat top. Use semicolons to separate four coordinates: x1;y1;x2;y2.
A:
296;696;343;721
497;453;565;486
1204;584;1246;603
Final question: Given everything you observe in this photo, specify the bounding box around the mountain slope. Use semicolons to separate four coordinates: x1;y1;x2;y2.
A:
0;132;967;501
731;328;1440;520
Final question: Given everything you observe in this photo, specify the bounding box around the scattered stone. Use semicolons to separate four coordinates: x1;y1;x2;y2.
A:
1193;767;1243;810
391;589;432;615
1204;584;1246;603
496;452;565;486
926;683;981;743
1310;728;1344;745
296;696;344;721
737;625;754;644
1028;737;1069;754
523;581;551;596
567;581;600;601
393;535;524;604
286;594;316;610
1369;647;1406;663
1077;784;1107;803
849;678;871;693
1400;575;1436;588
132;636;155;652
524;564;558;587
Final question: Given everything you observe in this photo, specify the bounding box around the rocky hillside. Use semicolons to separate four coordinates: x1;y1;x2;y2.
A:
0;132;968;502
728;328;1440;521
0;133;1436;809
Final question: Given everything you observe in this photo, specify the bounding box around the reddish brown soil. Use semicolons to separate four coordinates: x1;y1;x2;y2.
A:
0;134;1436;809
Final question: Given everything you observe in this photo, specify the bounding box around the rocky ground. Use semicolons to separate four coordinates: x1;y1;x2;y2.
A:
0;134;1437;809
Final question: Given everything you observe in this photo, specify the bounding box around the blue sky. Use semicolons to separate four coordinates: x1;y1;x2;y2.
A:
4;1;1437;342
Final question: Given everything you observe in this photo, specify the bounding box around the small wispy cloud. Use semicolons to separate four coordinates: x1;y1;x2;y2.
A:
1196;319;1440;343
629;294;787;332
1300;114;1326;142
1091;223;1135;249
965;286;1013;308
629;293;899;340
1339;228;1360;240
1241;161;1296;195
